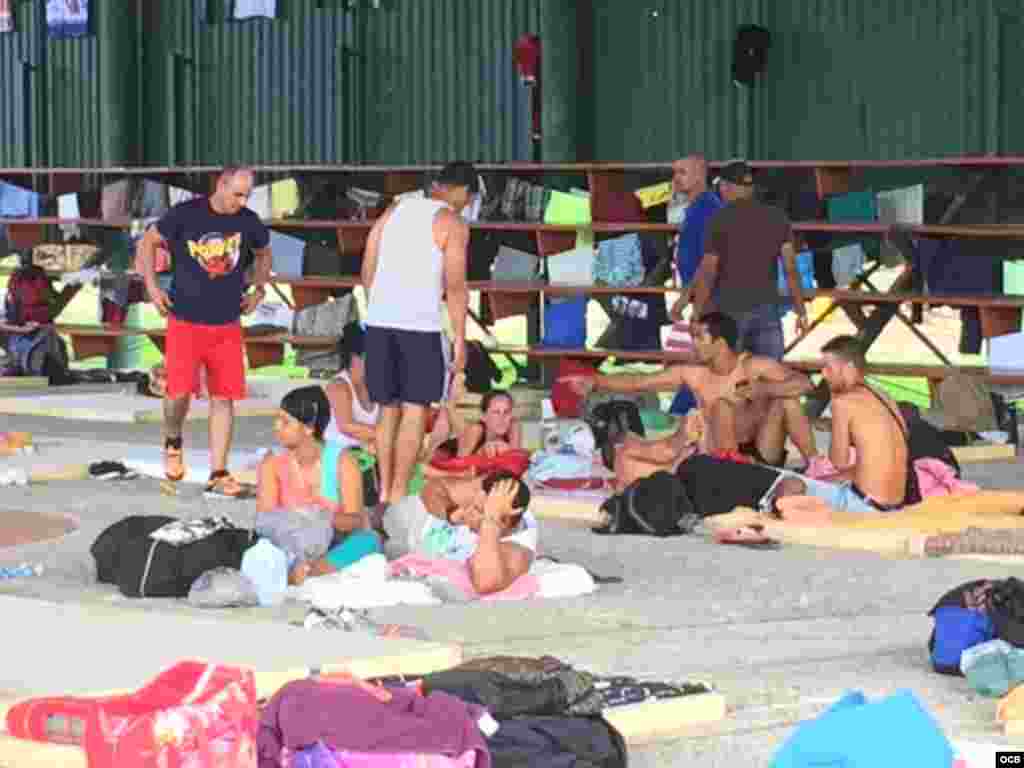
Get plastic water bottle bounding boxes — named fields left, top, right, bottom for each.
left=541, top=398, right=559, bottom=453
left=0, top=563, right=43, bottom=580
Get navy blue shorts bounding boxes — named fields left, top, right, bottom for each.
left=732, top=304, right=785, bottom=360
left=365, top=326, right=449, bottom=406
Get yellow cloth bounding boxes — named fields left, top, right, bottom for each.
left=270, top=179, right=300, bottom=218
left=634, top=181, right=673, bottom=209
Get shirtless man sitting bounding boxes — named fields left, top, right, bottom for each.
left=774, top=335, right=914, bottom=513
left=381, top=471, right=537, bottom=595
left=563, top=312, right=818, bottom=489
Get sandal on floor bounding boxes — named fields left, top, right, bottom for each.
left=714, top=524, right=781, bottom=550
left=203, top=471, right=253, bottom=500
left=164, top=438, right=185, bottom=482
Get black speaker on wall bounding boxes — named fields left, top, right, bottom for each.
left=733, top=24, right=771, bottom=86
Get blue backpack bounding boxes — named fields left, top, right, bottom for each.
left=928, top=579, right=997, bottom=675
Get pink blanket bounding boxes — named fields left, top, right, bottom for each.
left=389, top=554, right=540, bottom=601
left=804, top=454, right=978, bottom=498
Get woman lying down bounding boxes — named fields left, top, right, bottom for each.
left=259, top=386, right=538, bottom=595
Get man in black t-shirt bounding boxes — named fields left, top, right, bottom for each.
left=138, top=166, right=271, bottom=498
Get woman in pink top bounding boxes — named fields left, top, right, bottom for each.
left=257, top=386, right=381, bottom=584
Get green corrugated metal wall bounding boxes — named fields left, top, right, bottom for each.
left=587, top=0, right=1023, bottom=162
left=361, top=0, right=541, bottom=164
left=0, top=0, right=137, bottom=168
left=140, top=0, right=539, bottom=166
left=3, top=1, right=1023, bottom=167
left=589, top=0, right=766, bottom=163
left=760, top=0, right=1006, bottom=161
left=0, top=0, right=40, bottom=167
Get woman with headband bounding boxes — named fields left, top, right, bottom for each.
left=257, top=386, right=381, bottom=584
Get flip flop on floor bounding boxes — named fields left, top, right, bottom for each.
left=203, top=472, right=256, bottom=500
left=714, top=524, right=781, bottom=550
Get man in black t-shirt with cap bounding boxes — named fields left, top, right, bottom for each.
left=682, top=159, right=809, bottom=360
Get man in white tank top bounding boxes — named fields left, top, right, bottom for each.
left=361, top=161, right=475, bottom=504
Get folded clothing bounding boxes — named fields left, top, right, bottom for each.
left=258, top=679, right=490, bottom=768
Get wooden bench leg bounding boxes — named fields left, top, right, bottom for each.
left=68, top=335, right=118, bottom=361
left=245, top=342, right=284, bottom=369
left=928, top=377, right=941, bottom=408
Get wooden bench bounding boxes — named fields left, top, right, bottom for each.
left=812, top=290, right=1024, bottom=310
left=786, top=359, right=1024, bottom=388
left=56, top=324, right=337, bottom=369
left=146, top=330, right=336, bottom=369
left=482, top=345, right=1024, bottom=388
left=55, top=323, right=148, bottom=360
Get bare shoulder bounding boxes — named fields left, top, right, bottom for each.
left=433, top=207, right=468, bottom=248
left=830, top=391, right=859, bottom=415
left=437, top=207, right=469, bottom=233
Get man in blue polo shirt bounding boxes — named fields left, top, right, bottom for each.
left=668, top=154, right=722, bottom=416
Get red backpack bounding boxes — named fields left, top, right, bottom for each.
left=4, top=265, right=52, bottom=325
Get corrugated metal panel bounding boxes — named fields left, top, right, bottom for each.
left=590, top=0, right=766, bottom=162
left=0, top=0, right=44, bottom=167
left=139, top=0, right=538, bottom=166
left=140, top=0, right=197, bottom=165
left=761, top=0, right=1002, bottom=161
left=361, top=0, right=540, bottom=163
left=142, top=0, right=348, bottom=166
left=45, top=24, right=101, bottom=166
left=0, top=0, right=140, bottom=168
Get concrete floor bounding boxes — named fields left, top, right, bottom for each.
left=1, top=405, right=1023, bottom=766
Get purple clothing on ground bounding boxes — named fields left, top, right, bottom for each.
left=257, top=679, right=490, bottom=768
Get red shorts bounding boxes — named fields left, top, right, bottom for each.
left=165, top=315, right=246, bottom=400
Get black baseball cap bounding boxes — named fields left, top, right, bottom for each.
left=436, top=161, right=479, bottom=193
left=717, top=159, right=754, bottom=186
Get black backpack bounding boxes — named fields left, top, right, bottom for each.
left=586, top=400, right=645, bottom=470
left=898, top=402, right=962, bottom=477
left=594, top=471, right=697, bottom=537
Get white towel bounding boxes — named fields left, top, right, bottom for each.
left=532, top=560, right=597, bottom=599
left=233, top=0, right=276, bottom=20
left=292, top=554, right=598, bottom=610
left=290, top=555, right=442, bottom=611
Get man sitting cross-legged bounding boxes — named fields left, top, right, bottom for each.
left=380, top=471, right=538, bottom=595
left=563, top=312, right=819, bottom=489
left=772, top=335, right=916, bottom=514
